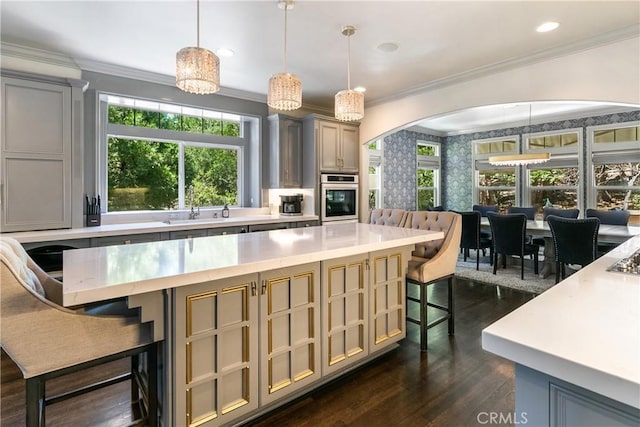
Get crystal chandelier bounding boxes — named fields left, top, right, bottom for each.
left=176, top=0, right=220, bottom=94
left=268, top=0, right=302, bottom=111
left=335, top=25, right=364, bottom=122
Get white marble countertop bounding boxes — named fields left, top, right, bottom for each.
left=4, top=214, right=319, bottom=243
left=62, top=222, right=442, bottom=307
left=482, top=234, right=640, bottom=409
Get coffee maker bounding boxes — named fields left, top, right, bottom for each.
left=279, top=194, right=303, bottom=216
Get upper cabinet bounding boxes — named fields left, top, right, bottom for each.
left=305, top=115, right=359, bottom=174
left=267, top=114, right=303, bottom=188
left=1, top=76, right=73, bottom=232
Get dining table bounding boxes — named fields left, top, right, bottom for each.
left=480, top=218, right=640, bottom=278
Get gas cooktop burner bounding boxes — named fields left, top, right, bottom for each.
left=607, top=249, right=640, bottom=275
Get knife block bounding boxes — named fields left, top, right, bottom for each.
left=86, top=213, right=101, bottom=227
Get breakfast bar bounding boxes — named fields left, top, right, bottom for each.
left=62, top=222, right=442, bottom=426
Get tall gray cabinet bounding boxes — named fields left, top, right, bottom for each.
left=1, top=73, right=85, bottom=232
left=266, top=114, right=303, bottom=188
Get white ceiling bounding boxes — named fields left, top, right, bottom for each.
left=1, top=0, right=639, bottom=134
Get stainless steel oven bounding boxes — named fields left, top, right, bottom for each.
left=321, top=174, right=359, bottom=223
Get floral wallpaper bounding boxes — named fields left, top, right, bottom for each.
left=383, top=130, right=442, bottom=210
left=381, top=110, right=640, bottom=211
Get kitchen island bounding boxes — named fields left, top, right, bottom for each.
left=63, top=222, right=443, bottom=426
left=482, top=234, right=640, bottom=425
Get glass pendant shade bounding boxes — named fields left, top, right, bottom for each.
left=176, top=46, right=220, bottom=94
left=335, top=89, right=364, bottom=122
left=268, top=72, right=302, bottom=110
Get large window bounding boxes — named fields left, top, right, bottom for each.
left=368, top=139, right=383, bottom=210
left=525, top=129, right=581, bottom=211
left=416, top=141, right=441, bottom=209
left=588, top=123, right=640, bottom=210
left=101, top=95, right=243, bottom=212
left=473, top=137, right=518, bottom=210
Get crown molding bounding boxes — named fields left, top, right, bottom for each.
left=1, top=41, right=80, bottom=70
left=367, top=24, right=640, bottom=109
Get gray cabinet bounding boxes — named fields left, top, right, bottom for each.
left=248, top=222, right=290, bottom=232
left=314, top=117, right=359, bottom=173
left=267, top=114, right=302, bottom=188
left=1, top=77, right=72, bottom=232
left=92, top=233, right=161, bottom=247
left=207, top=225, right=247, bottom=236
left=170, top=229, right=208, bottom=240
left=295, top=220, right=319, bottom=228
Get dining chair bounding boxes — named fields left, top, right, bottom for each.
left=458, top=211, right=492, bottom=270
left=507, top=206, right=537, bottom=220
left=547, top=215, right=600, bottom=284
left=542, top=207, right=579, bottom=220
left=487, top=212, right=539, bottom=280
left=472, top=205, right=498, bottom=241
left=585, top=208, right=630, bottom=255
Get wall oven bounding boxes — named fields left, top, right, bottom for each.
left=321, top=174, right=359, bottom=223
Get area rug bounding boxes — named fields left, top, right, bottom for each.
left=455, top=254, right=556, bottom=295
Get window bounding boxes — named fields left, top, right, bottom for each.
left=524, top=129, right=582, bottom=211
left=416, top=141, right=441, bottom=209
left=368, top=139, right=383, bottom=210
left=588, top=122, right=640, bottom=210
left=101, top=94, right=243, bottom=212
left=473, top=137, right=518, bottom=210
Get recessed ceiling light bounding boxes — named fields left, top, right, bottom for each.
left=377, top=42, right=399, bottom=53
left=536, top=22, right=559, bottom=33
left=354, top=86, right=366, bottom=93
left=216, top=48, right=235, bottom=57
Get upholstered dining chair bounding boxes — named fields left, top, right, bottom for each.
left=0, top=237, right=160, bottom=426
left=585, top=208, right=629, bottom=255
left=473, top=204, right=498, bottom=240
left=487, top=212, right=539, bottom=280
left=542, top=206, right=579, bottom=220
left=507, top=206, right=537, bottom=220
left=547, top=215, right=600, bottom=284
left=368, top=208, right=408, bottom=227
left=458, top=211, right=492, bottom=270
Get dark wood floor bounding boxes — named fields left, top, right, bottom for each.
left=1, top=278, right=535, bottom=426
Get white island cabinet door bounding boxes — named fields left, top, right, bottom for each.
left=173, top=274, right=259, bottom=427
left=321, top=254, right=369, bottom=376
left=369, top=247, right=412, bottom=353
left=259, top=262, right=321, bottom=405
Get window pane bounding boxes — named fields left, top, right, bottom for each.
left=561, top=133, right=578, bottom=146
left=203, top=118, right=222, bottom=135
left=369, top=189, right=379, bottom=210
left=529, top=168, right=579, bottom=186
left=108, top=137, right=178, bottom=211
left=531, top=189, right=577, bottom=210
left=159, top=112, right=181, bottom=130
left=593, top=163, right=640, bottom=186
left=417, top=169, right=434, bottom=187
left=596, top=189, right=640, bottom=210
left=418, top=189, right=434, bottom=210
left=529, top=137, right=545, bottom=149
left=108, top=105, right=135, bottom=125
left=184, top=145, right=238, bottom=206
left=417, top=144, right=436, bottom=156
left=478, top=189, right=515, bottom=211
left=183, top=115, right=202, bottom=133
left=476, top=140, right=516, bottom=155
left=222, top=120, right=241, bottom=137
left=595, top=126, right=640, bottom=143
left=478, top=169, right=516, bottom=187
left=135, top=110, right=160, bottom=129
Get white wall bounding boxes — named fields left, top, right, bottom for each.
left=359, top=37, right=640, bottom=144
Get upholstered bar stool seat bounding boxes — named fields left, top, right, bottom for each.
left=404, top=211, right=462, bottom=351
left=368, top=208, right=409, bottom=227
left=0, top=237, right=160, bottom=426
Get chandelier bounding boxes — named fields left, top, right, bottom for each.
left=335, top=25, right=364, bottom=122
left=176, top=0, right=220, bottom=94
left=489, top=104, right=550, bottom=166
left=268, top=0, right=302, bottom=111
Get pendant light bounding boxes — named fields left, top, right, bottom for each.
left=489, top=104, right=550, bottom=166
left=176, top=0, right=220, bottom=94
left=268, top=0, right=302, bottom=111
left=335, top=25, right=364, bottom=122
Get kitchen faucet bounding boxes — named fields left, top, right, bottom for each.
left=188, top=185, right=200, bottom=220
